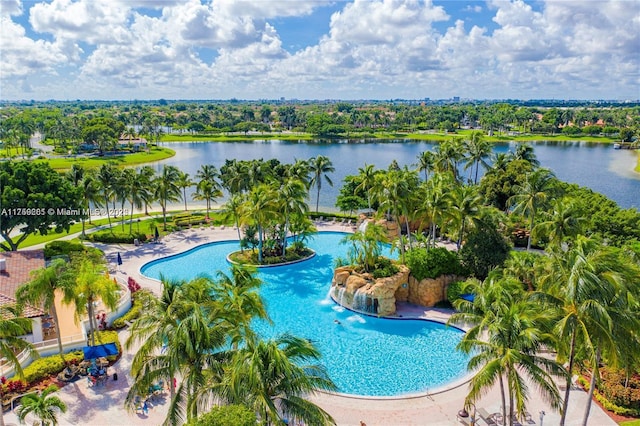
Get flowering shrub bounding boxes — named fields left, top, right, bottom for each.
left=599, top=368, right=640, bottom=410
left=127, top=277, right=141, bottom=294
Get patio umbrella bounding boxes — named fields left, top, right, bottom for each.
left=154, top=226, right=160, bottom=241
left=117, top=252, right=122, bottom=266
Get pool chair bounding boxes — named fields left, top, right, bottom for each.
left=476, top=408, right=499, bottom=426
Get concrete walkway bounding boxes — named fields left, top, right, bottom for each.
left=6, top=223, right=617, bottom=426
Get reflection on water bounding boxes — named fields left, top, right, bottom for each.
left=155, top=140, right=639, bottom=210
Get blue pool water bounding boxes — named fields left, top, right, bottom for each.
left=140, top=232, right=470, bottom=396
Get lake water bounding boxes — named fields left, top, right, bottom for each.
left=155, top=140, right=639, bottom=211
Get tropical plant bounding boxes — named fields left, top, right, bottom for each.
left=96, top=163, right=116, bottom=230
left=176, top=171, right=194, bottom=212
left=447, top=184, right=484, bottom=250
left=449, top=275, right=565, bottom=425
left=536, top=236, right=640, bottom=425
left=508, top=168, right=557, bottom=251
left=309, top=155, right=335, bottom=213
left=240, top=184, right=278, bottom=263
left=194, top=165, right=222, bottom=220
left=16, top=385, right=67, bottom=426
left=463, top=131, right=491, bottom=184
left=415, top=150, right=435, bottom=181
left=155, top=165, right=182, bottom=230
left=16, top=259, right=69, bottom=364
left=341, top=222, right=388, bottom=273
left=214, top=334, right=337, bottom=425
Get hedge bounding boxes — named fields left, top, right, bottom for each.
left=87, top=230, right=148, bottom=244
left=577, top=376, right=640, bottom=417
left=4, top=351, right=84, bottom=389
left=43, top=239, right=86, bottom=260
left=112, top=289, right=152, bottom=329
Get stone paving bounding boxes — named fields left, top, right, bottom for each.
left=5, top=223, right=617, bottom=425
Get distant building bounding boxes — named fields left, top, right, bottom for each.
left=118, top=136, right=148, bottom=151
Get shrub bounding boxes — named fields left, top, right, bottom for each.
left=112, top=289, right=151, bottom=329
left=87, top=230, right=148, bottom=244
left=4, top=351, right=84, bottom=390
left=43, top=240, right=86, bottom=260
left=578, top=376, right=640, bottom=417
left=447, top=278, right=481, bottom=304
left=92, top=330, right=122, bottom=362
left=599, top=368, right=640, bottom=410
left=406, top=247, right=463, bottom=281
left=185, top=405, right=257, bottom=426
left=127, top=277, right=141, bottom=294
left=371, top=257, right=400, bottom=279
left=459, top=224, right=511, bottom=280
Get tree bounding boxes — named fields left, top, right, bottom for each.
left=508, top=168, right=556, bottom=251
left=194, top=165, right=222, bottom=220
left=78, top=172, right=99, bottom=236
left=511, top=144, right=540, bottom=167
left=16, top=259, right=69, bottom=365
left=415, top=150, right=435, bottom=181
left=62, top=257, right=118, bottom=346
left=177, top=171, right=194, bottom=212
left=353, top=163, right=378, bottom=211
left=447, top=184, right=484, bottom=250
left=459, top=222, right=512, bottom=280
left=219, top=334, right=337, bottom=426
left=0, top=305, right=36, bottom=426
left=122, top=168, right=151, bottom=234
left=533, top=198, right=586, bottom=251
left=309, top=155, right=335, bottom=213
left=96, top=163, right=116, bottom=230
left=450, top=276, right=564, bottom=426
left=16, top=385, right=67, bottom=426
left=463, top=131, right=491, bottom=184
left=220, top=193, right=246, bottom=246
left=0, top=161, right=83, bottom=250
left=240, top=184, right=278, bottom=263
left=536, top=236, right=640, bottom=426
left=155, top=165, right=182, bottom=230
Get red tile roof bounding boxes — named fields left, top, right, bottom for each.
left=0, top=250, right=46, bottom=318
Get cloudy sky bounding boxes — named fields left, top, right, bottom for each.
left=1, top=0, right=638, bottom=101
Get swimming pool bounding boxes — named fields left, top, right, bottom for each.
left=140, top=232, right=470, bottom=397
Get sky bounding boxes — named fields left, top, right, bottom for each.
left=1, top=0, right=639, bottom=101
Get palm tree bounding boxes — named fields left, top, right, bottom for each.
left=450, top=275, right=565, bottom=425
left=447, top=184, right=484, bottom=250
left=434, top=137, right=464, bottom=180
left=65, top=164, right=84, bottom=187
left=511, top=143, right=540, bottom=167
left=220, top=334, right=337, bottom=425
left=16, top=259, right=68, bottom=364
left=415, top=150, right=435, bottom=181
left=240, top=184, right=278, bottom=263
left=123, top=168, right=151, bottom=234
left=176, top=171, right=194, bottom=212
left=276, top=178, right=308, bottom=256
left=533, top=198, right=586, bottom=251
left=212, top=265, right=269, bottom=349
left=62, top=258, right=119, bottom=346
left=418, top=172, right=453, bottom=248
left=220, top=193, right=246, bottom=246
left=0, top=305, right=36, bottom=426
left=194, top=165, right=222, bottom=220
left=463, top=131, right=491, bottom=184
left=354, top=163, right=378, bottom=211
left=536, top=236, right=640, bottom=426
left=96, top=163, right=116, bottom=230
left=155, top=165, right=182, bottom=230
left=508, top=168, right=556, bottom=251
left=309, top=155, right=335, bottom=213
left=341, top=221, right=388, bottom=272
left=79, top=172, right=99, bottom=235
left=16, top=385, right=67, bottom=426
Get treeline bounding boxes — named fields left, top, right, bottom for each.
left=0, top=102, right=638, bottom=154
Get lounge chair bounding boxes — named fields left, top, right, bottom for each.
left=477, top=408, right=499, bottom=426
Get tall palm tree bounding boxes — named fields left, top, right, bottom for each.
left=277, top=178, right=308, bottom=256
left=508, top=168, right=556, bottom=251
left=463, top=131, right=491, bottom=184
left=354, top=163, right=378, bottom=212
left=221, top=193, right=246, bottom=247
left=536, top=236, right=640, bottom=426
left=447, top=184, right=484, bottom=250
left=220, top=334, right=337, bottom=426
left=79, top=172, right=99, bottom=235
left=62, top=258, right=119, bottom=346
left=309, top=155, right=335, bottom=213
left=65, top=164, right=84, bottom=187
left=176, top=171, right=194, bottom=212
left=450, top=275, right=564, bottom=425
left=240, top=184, right=278, bottom=263
left=417, top=172, right=453, bottom=248
left=96, top=163, right=116, bottom=230
left=123, top=168, right=151, bottom=234
left=511, top=143, right=540, bottom=167
left=155, top=165, right=182, bottom=230
left=0, top=305, right=36, bottom=426
left=194, top=165, right=222, bottom=220
left=434, top=137, right=464, bottom=180
left=16, top=259, right=68, bottom=364
left=16, top=385, right=67, bottom=426
left=415, top=150, right=435, bottom=181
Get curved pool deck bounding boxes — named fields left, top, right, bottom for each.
left=58, top=222, right=616, bottom=426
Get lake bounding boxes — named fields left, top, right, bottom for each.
left=155, top=140, right=639, bottom=211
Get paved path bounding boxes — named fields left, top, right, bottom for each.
left=6, top=223, right=617, bottom=425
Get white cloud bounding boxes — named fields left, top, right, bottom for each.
left=0, top=0, right=637, bottom=100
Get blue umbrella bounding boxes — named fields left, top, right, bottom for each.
left=154, top=226, right=160, bottom=241
left=117, top=252, right=122, bottom=266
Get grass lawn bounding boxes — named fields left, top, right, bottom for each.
left=619, top=420, right=640, bottom=425
left=636, top=152, right=640, bottom=173
left=34, top=147, right=175, bottom=171
left=160, top=133, right=313, bottom=142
